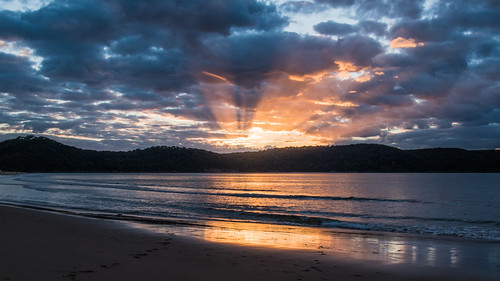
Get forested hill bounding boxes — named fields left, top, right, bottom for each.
left=0, top=136, right=498, bottom=173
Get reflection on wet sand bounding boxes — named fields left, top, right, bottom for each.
left=202, top=221, right=324, bottom=249
left=188, top=219, right=497, bottom=272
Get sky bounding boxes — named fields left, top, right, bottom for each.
left=0, top=0, right=499, bottom=152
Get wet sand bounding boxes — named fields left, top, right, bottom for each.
left=0, top=204, right=496, bottom=281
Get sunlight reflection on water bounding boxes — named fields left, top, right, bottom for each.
left=140, top=219, right=499, bottom=273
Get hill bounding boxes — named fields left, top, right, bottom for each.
left=0, top=136, right=498, bottom=173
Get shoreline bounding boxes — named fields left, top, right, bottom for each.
left=2, top=200, right=498, bottom=244
left=0, top=200, right=500, bottom=244
left=2, top=173, right=499, bottom=243
left=0, top=204, right=498, bottom=281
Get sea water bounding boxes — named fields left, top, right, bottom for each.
left=1, top=173, right=499, bottom=273
left=0, top=173, right=499, bottom=241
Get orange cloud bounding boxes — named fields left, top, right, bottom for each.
left=202, top=71, right=232, bottom=84
left=354, top=75, right=372, bottom=83
left=288, top=71, right=331, bottom=83
left=336, top=61, right=358, bottom=72
left=197, top=64, right=393, bottom=151
left=390, top=37, right=424, bottom=48
left=312, top=100, right=358, bottom=107
left=334, top=61, right=381, bottom=83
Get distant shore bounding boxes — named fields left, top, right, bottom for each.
left=1, top=136, right=499, bottom=173
left=0, top=204, right=496, bottom=281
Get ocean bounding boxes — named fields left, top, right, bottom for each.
left=0, top=173, right=498, bottom=241
left=2, top=172, right=500, bottom=272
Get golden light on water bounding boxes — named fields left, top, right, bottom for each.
left=196, top=220, right=463, bottom=267
left=202, top=221, right=324, bottom=249
left=170, top=173, right=465, bottom=267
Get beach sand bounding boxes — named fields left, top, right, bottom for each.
left=0, top=205, right=496, bottom=281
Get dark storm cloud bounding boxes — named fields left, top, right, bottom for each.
left=313, top=21, right=358, bottom=35
left=279, top=1, right=324, bottom=14
left=382, top=125, right=500, bottom=150
left=313, top=20, right=387, bottom=37
left=201, top=31, right=339, bottom=87
left=334, top=124, right=500, bottom=150
left=107, top=48, right=195, bottom=92
left=333, top=35, right=383, bottom=66
left=391, top=1, right=500, bottom=43
left=116, top=0, right=288, bottom=34
left=0, top=0, right=289, bottom=126
left=204, top=31, right=383, bottom=83
left=0, top=52, right=47, bottom=96
left=358, top=20, right=387, bottom=36
left=0, top=0, right=288, bottom=83
left=315, top=0, right=425, bottom=19
left=24, top=119, right=82, bottom=133
left=434, top=0, right=500, bottom=30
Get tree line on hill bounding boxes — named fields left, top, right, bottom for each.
left=0, top=135, right=498, bottom=173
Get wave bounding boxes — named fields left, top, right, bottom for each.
left=18, top=180, right=426, bottom=204
left=218, top=209, right=500, bottom=240
left=0, top=201, right=204, bottom=227
left=2, top=198, right=499, bottom=241
left=9, top=174, right=499, bottom=241
left=19, top=176, right=281, bottom=194
left=291, top=209, right=500, bottom=226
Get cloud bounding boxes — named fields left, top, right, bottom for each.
left=0, top=52, right=47, bottom=96
left=315, top=0, right=425, bottom=19
left=358, top=20, right=387, bottom=36
left=280, top=1, right=326, bottom=14
left=116, top=0, right=288, bottom=34
left=0, top=0, right=499, bottom=151
left=313, top=21, right=358, bottom=35
left=390, top=37, right=424, bottom=48
left=201, top=31, right=338, bottom=87
left=381, top=124, right=500, bottom=150
left=332, top=35, right=383, bottom=66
